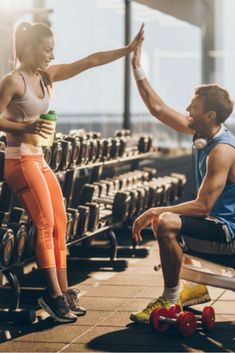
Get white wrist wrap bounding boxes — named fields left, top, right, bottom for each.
left=133, top=67, right=146, bottom=81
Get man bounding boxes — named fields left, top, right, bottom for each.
left=130, top=30, right=235, bottom=324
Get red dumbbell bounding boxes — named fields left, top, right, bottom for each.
left=150, top=306, right=197, bottom=337
left=195, top=306, right=215, bottom=332
left=170, top=304, right=215, bottom=332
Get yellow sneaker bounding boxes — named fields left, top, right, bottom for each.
left=130, top=296, right=181, bottom=324
left=180, top=282, right=211, bottom=307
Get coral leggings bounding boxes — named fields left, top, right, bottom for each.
left=4, top=156, right=67, bottom=269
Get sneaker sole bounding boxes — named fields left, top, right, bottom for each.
left=72, top=310, right=87, bottom=316
left=130, top=314, right=149, bottom=324
left=38, top=298, right=77, bottom=323
left=182, top=293, right=211, bottom=307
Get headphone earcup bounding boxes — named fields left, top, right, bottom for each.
left=194, top=138, right=208, bottom=149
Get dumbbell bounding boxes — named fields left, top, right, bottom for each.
left=160, top=176, right=180, bottom=203
left=0, top=308, right=36, bottom=324
left=7, top=222, right=27, bottom=263
left=50, top=141, right=62, bottom=172
left=76, top=205, right=90, bottom=238
left=171, top=172, right=187, bottom=198
left=84, top=203, right=100, bottom=232
left=0, top=182, right=14, bottom=212
left=0, top=150, right=5, bottom=182
left=65, top=212, right=74, bottom=243
left=66, top=208, right=80, bottom=241
left=43, top=146, right=52, bottom=165
left=114, top=129, right=131, bottom=138
left=169, top=304, right=215, bottom=332
left=194, top=306, right=215, bottom=332
left=24, top=222, right=36, bottom=259
left=0, top=207, right=27, bottom=264
left=86, top=138, right=98, bottom=163
left=150, top=305, right=197, bottom=337
left=64, top=136, right=81, bottom=168
left=150, top=178, right=172, bottom=206
left=0, top=227, right=15, bottom=268
left=81, top=184, right=131, bottom=223
left=138, top=135, right=153, bottom=153
left=86, top=131, right=101, bottom=140
left=57, top=139, right=73, bottom=171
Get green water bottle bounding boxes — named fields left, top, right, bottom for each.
left=39, top=111, right=57, bottom=146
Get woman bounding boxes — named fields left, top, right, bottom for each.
left=0, top=22, right=144, bottom=323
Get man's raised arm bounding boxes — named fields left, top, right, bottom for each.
left=131, top=35, right=194, bottom=135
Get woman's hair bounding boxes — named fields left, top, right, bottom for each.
left=15, top=22, right=53, bottom=62
left=14, top=22, right=53, bottom=92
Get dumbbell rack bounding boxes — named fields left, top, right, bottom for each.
left=65, top=151, right=158, bottom=271
left=0, top=257, right=36, bottom=324
left=0, top=150, right=158, bottom=322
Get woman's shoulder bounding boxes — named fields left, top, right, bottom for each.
left=1, top=70, right=23, bottom=88
left=0, top=71, right=25, bottom=97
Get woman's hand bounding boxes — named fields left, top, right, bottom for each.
left=127, top=23, right=145, bottom=54
left=132, top=208, right=159, bottom=242
left=131, top=41, right=143, bottom=69
left=24, top=119, right=54, bottom=138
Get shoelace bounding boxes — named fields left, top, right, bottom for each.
left=144, top=296, right=169, bottom=314
left=68, top=289, right=80, bottom=306
left=57, top=295, right=70, bottom=314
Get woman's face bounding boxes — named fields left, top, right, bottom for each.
left=32, top=36, right=55, bottom=69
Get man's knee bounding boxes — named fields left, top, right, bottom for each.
left=157, top=212, right=182, bottom=240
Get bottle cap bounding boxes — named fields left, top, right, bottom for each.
left=40, top=113, right=56, bottom=121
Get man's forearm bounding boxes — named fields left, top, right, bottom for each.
left=136, top=78, right=164, bottom=115
left=151, top=199, right=209, bottom=218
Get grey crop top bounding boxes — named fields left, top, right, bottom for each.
left=3, top=71, right=50, bottom=123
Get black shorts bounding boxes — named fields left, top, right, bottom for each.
left=179, top=216, right=235, bottom=255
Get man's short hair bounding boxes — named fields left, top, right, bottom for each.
left=195, top=84, right=234, bottom=123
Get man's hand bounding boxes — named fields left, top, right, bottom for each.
left=132, top=208, right=159, bottom=242
left=25, top=119, right=54, bottom=138
left=127, top=23, right=144, bottom=54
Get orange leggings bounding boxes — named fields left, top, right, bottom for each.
left=4, top=156, right=67, bottom=269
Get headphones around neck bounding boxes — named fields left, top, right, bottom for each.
left=193, top=125, right=225, bottom=150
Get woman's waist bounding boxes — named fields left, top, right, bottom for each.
left=5, top=143, right=43, bottom=159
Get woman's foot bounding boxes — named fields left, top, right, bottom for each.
left=65, top=288, right=87, bottom=316
left=38, top=295, right=77, bottom=323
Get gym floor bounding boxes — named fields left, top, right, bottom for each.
left=0, top=231, right=235, bottom=353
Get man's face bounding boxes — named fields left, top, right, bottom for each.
left=186, top=95, right=207, bottom=131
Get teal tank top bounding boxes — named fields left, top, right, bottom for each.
left=195, top=129, right=235, bottom=238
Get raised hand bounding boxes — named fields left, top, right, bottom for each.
left=127, top=23, right=144, bottom=53
left=131, top=41, right=143, bottom=69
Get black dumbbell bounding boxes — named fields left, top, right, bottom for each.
left=76, top=205, right=90, bottom=238
left=43, top=146, right=52, bottom=165
left=0, top=150, right=5, bottom=182
left=0, top=308, right=36, bottom=324
left=23, top=222, right=36, bottom=259
left=114, top=129, right=131, bottom=138
left=84, top=203, right=100, bottom=232
left=57, top=139, right=73, bottom=171
left=7, top=222, right=27, bottom=263
left=50, top=141, right=62, bottom=172
left=66, top=212, right=74, bottom=242
left=66, top=208, right=80, bottom=241
left=171, top=172, right=187, bottom=198
left=81, top=184, right=131, bottom=223
left=64, top=136, right=81, bottom=168
left=0, top=227, right=15, bottom=268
